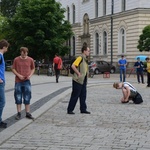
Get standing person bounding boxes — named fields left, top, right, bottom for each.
left=145, top=57, right=150, bottom=87
left=53, top=54, right=62, bottom=83
left=67, top=44, right=90, bottom=114
left=113, top=82, right=143, bottom=104
left=0, top=39, right=9, bottom=128
left=12, top=47, right=35, bottom=120
left=134, top=57, right=144, bottom=84
left=118, top=55, right=127, bottom=82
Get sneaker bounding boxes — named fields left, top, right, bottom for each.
left=26, top=113, right=34, bottom=120
left=0, top=121, right=7, bottom=128
left=15, top=112, right=21, bottom=120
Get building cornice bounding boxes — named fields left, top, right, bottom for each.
left=90, top=8, right=150, bottom=24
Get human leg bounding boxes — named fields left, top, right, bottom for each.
left=0, top=82, right=7, bottom=128
left=79, top=76, right=89, bottom=113
left=120, top=69, right=123, bottom=82
left=22, top=80, right=34, bottom=120
left=67, top=80, right=82, bottom=113
left=137, top=71, right=140, bottom=83
left=14, top=82, right=23, bottom=120
left=147, top=72, right=150, bottom=86
left=140, top=71, right=144, bottom=83
left=123, top=69, right=126, bottom=82
left=121, top=88, right=128, bottom=102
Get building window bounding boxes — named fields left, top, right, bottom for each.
left=95, top=33, right=99, bottom=55
left=122, top=0, right=126, bottom=11
left=95, top=0, right=98, bottom=18
left=103, top=31, right=107, bottom=55
left=67, top=7, right=70, bottom=21
left=72, top=36, right=75, bottom=56
left=73, top=5, right=75, bottom=24
left=119, top=28, right=126, bottom=54
left=103, top=0, right=106, bottom=15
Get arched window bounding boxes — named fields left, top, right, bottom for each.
left=72, top=36, right=75, bottom=56
left=119, top=28, right=126, bottom=53
left=103, top=31, right=107, bottom=55
left=67, top=7, right=70, bottom=21
left=73, top=5, right=75, bottom=23
left=95, top=0, right=98, bottom=18
left=95, top=33, right=99, bottom=55
left=103, top=0, right=106, bottom=16
left=122, top=0, right=126, bottom=11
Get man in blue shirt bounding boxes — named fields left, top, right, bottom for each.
left=0, top=39, right=9, bottom=128
left=118, top=55, right=127, bottom=82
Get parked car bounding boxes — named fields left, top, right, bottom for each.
left=5, top=60, right=13, bottom=71
left=89, top=61, right=116, bottom=74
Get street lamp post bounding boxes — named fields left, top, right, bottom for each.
left=110, top=0, right=114, bottom=64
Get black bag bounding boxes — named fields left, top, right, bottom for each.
left=70, top=57, right=83, bottom=74
left=132, top=92, right=143, bottom=104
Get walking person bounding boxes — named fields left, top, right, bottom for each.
left=145, top=57, right=150, bottom=87
left=0, top=39, right=9, bottom=128
left=12, top=47, right=35, bottom=120
left=118, top=55, right=127, bottom=82
left=67, top=44, right=90, bottom=114
left=53, top=54, right=62, bottom=83
left=134, top=57, right=144, bottom=84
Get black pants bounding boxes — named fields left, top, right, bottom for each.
left=67, top=77, right=87, bottom=112
left=147, top=72, right=150, bottom=86
left=136, top=71, right=144, bottom=83
left=55, top=69, right=60, bottom=82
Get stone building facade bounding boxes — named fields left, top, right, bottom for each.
left=56, top=0, right=150, bottom=67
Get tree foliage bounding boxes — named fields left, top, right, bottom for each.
left=137, top=25, right=150, bottom=52
left=1, top=0, right=20, bottom=18
left=2, top=0, right=73, bottom=61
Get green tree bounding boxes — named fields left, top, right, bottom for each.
left=2, top=0, right=73, bottom=60
left=137, top=25, right=150, bottom=52
left=0, top=0, right=20, bottom=18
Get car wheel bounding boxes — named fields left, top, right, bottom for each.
left=110, top=68, right=115, bottom=74
left=95, top=69, right=99, bottom=74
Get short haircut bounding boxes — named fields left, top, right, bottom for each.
left=81, top=44, right=88, bottom=53
left=20, top=47, right=28, bottom=53
left=0, top=39, right=9, bottom=49
left=113, top=82, right=119, bottom=89
left=145, top=57, right=149, bottom=61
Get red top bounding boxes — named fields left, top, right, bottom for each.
left=12, top=56, right=35, bottom=82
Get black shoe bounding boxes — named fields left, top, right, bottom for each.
left=0, top=121, right=7, bottom=128
left=15, top=112, right=21, bottom=120
left=147, top=85, right=150, bottom=87
left=26, top=113, right=34, bottom=120
left=67, top=111, right=75, bottom=114
left=81, top=111, right=91, bottom=114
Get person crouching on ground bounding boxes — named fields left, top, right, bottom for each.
left=113, top=82, right=143, bottom=104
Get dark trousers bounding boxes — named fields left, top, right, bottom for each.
left=55, top=69, right=60, bottom=82
left=67, top=77, right=87, bottom=112
left=147, top=72, right=150, bottom=86
left=136, top=71, right=144, bottom=83
left=120, top=69, right=126, bottom=82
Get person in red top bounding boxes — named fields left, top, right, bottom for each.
left=12, top=47, right=35, bottom=120
left=53, top=53, right=62, bottom=83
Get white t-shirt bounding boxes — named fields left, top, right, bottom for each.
left=123, top=82, right=137, bottom=92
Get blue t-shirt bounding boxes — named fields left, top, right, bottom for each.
left=118, top=59, right=127, bottom=70
left=0, top=53, right=5, bottom=82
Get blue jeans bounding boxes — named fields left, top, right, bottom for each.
left=67, top=77, right=87, bottom=112
left=14, top=80, right=31, bottom=105
left=120, top=69, right=126, bottom=82
left=0, top=82, right=5, bottom=123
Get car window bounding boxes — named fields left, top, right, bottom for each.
left=103, top=61, right=109, bottom=66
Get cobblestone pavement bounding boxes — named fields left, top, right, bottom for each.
left=0, top=72, right=150, bottom=150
